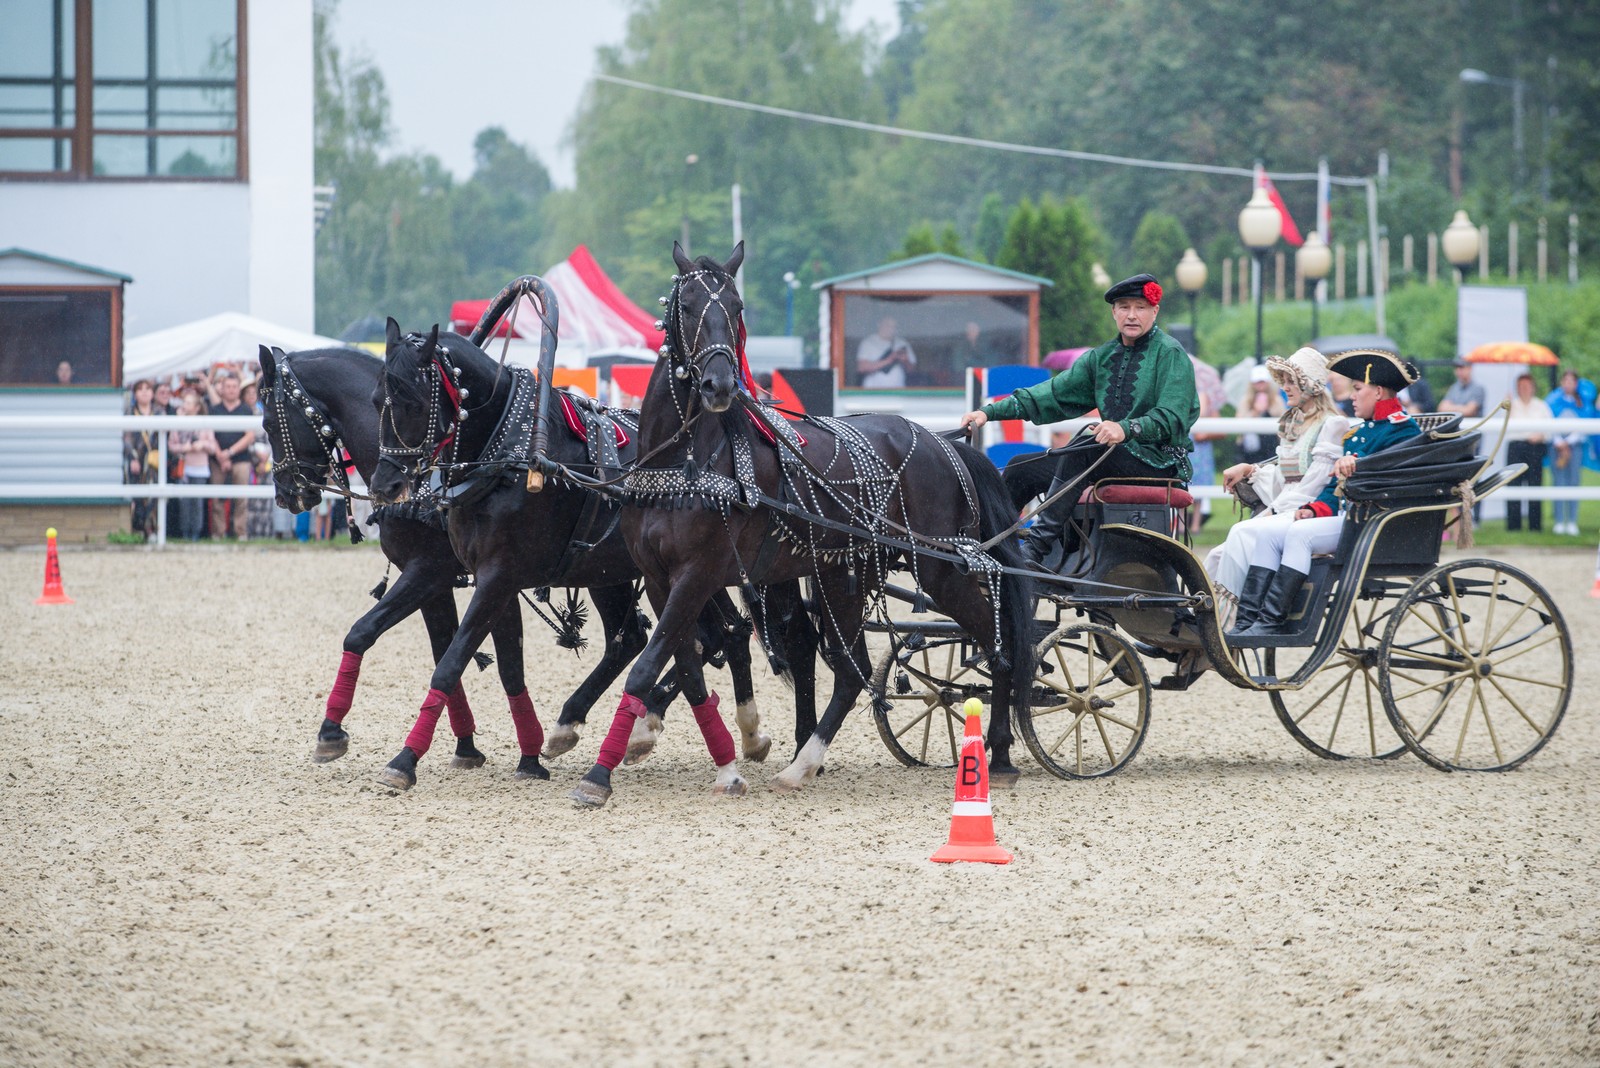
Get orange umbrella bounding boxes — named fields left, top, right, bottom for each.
left=1464, top=341, right=1559, bottom=365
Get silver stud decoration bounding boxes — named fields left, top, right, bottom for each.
left=659, top=345, right=671, bottom=357
left=304, top=405, right=316, bottom=418
left=658, top=296, right=668, bottom=307
left=458, top=387, right=469, bottom=400
left=321, top=424, right=334, bottom=437
left=674, top=365, right=690, bottom=380
left=654, top=319, right=665, bottom=331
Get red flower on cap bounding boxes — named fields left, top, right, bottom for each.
left=1143, top=280, right=1162, bottom=305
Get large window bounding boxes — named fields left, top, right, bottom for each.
left=841, top=292, right=1032, bottom=389
left=0, top=0, right=244, bottom=180
left=0, top=288, right=119, bottom=385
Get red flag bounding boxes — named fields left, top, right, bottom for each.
left=1260, top=175, right=1304, bottom=246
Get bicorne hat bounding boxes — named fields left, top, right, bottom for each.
left=1327, top=349, right=1420, bottom=392
left=1104, top=273, right=1162, bottom=305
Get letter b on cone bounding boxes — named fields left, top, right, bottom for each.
left=931, top=698, right=1012, bottom=865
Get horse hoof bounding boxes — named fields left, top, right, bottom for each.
left=713, top=777, right=748, bottom=798
left=622, top=713, right=664, bottom=766
left=514, top=758, right=550, bottom=781
left=990, top=766, right=1021, bottom=789
left=376, top=766, right=415, bottom=792
left=311, top=737, right=348, bottom=763
left=449, top=754, right=486, bottom=769
left=541, top=725, right=580, bottom=759
left=767, top=771, right=807, bottom=794
left=741, top=733, right=773, bottom=763
left=570, top=779, right=612, bottom=808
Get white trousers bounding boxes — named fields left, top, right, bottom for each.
left=1249, top=513, right=1345, bottom=574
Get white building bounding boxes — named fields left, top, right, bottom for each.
left=0, top=1, right=314, bottom=543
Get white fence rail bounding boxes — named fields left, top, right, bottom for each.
left=3, top=414, right=1598, bottom=549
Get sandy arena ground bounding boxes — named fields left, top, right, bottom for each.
left=1, top=542, right=1596, bottom=1066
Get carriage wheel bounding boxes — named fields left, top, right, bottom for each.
left=1378, top=560, right=1571, bottom=772
left=1020, top=622, right=1151, bottom=779
left=1266, top=584, right=1408, bottom=761
left=871, top=634, right=992, bottom=768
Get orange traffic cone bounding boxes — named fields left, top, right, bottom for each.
left=35, top=527, right=74, bottom=605
left=931, top=698, right=1013, bottom=865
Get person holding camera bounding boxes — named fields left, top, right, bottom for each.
left=856, top=315, right=917, bottom=388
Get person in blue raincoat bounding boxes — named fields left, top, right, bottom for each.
left=1546, top=369, right=1598, bottom=536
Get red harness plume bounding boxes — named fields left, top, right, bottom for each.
left=429, top=356, right=463, bottom=462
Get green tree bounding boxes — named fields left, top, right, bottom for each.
left=1129, top=212, right=1191, bottom=293
left=997, top=196, right=1104, bottom=350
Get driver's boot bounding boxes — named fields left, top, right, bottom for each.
left=1237, top=566, right=1309, bottom=636
left=1020, top=476, right=1076, bottom=566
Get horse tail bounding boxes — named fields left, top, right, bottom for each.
left=950, top=441, right=1036, bottom=715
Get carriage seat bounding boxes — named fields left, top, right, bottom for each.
left=1078, top=482, right=1194, bottom=509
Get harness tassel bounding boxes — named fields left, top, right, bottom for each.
left=370, top=562, right=392, bottom=601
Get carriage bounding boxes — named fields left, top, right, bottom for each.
left=354, top=256, right=1571, bottom=802
left=870, top=412, right=1573, bottom=779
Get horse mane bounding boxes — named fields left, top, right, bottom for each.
left=383, top=333, right=434, bottom=409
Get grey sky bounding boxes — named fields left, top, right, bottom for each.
left=332, top=0, right=902, bottom=188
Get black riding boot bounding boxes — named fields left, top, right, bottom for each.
left=1241, top=566, right=1309, bottom=636
left=1227, top=565, right=1276, bottom=634
left=1021, top=477, right=1075, bottom=565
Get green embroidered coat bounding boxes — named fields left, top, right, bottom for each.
left=980, top=325, right=1200, bottom=479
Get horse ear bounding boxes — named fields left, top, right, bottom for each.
left=258, top=345, right=277, bottom=386
left=386, top=317, right=402, bottom=350
left=724, top=241, right=745, bottom=277
left=673, top=241, right=694, bottom=273
left=424, top=324, right=440, bottom=357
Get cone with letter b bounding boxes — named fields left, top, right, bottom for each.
left=35, top=527, right=74, bottom=606
left=931, top=698, right=1013, bottom=865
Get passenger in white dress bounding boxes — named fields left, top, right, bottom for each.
left=1206, top=347, right=1348, bottom=611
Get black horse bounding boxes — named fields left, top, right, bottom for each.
left=258, top=344, right=524, bottom=772
left=570, top=243, right=1035, bottom=808
left=367, top=319, right=811, bottom=793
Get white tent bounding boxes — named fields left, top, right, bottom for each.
left=123, top=312, right=348, bottom=379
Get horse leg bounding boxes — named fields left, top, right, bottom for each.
left=769, top=579, right=820, bottom=761
left=313, top=563, right=451, bottom=762
left=414, top=590, right=487, bottom=770
left=572, top=577, right=730, bottom=808
left=771, top=626, right=869, bottom=793
left=710, top=588, right=771, bottom=762
left=479, top=603, right=547, bottom=782
left=377, top=571, right=517, bottom=792
left=543, top=584, right=648, bottom=760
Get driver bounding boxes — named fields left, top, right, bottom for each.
left=960, top=273, right=1200, bottom=564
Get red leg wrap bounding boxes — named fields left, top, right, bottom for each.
left=445, top=684, right=476, bottom=738
left=507, top=689, right=544, bottom=758
left=403, top=688, right=450, bottom=758
left=596, top=693, right=647, bottom=771
left=324, top=650, right=363, bottom=724
left=692, top=692, right=736, bottom=767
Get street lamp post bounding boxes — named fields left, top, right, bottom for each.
left=680, top=153, right=699, bottom=257
left=1295, top=231, right=1333, bottom=340
left=1175, top=248, right=1207, bottom=352
left=1090, top=262, right=1111, bottom=291
left=1442, top=209, right=1481, bottom=284
left=1238, top=187, right=1283, bottom=364
left=1460, top=68, right=1525, bottom=196
left=783, top=271, right=800, bottom=336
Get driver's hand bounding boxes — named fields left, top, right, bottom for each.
left=1094, top=421, right=1126, bottom=445
left=959, top=411, right=988, bottom=431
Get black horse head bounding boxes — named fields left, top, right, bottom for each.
left=668, top=241, right=746, bottom=414
left=259, top=344, right=340, bottom=513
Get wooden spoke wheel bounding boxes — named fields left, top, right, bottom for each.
left=1378, top=560, right=1572, bottom=772
left=1021, top=622, right=1151, bottom=779
left=871, top=633, right=992, bottom=768
left=1266, top=581, right=1409, bottom=761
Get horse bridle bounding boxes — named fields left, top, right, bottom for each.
left=378, top=335, right=469, bottom=486
left=658, top=267, right=746, bottom=394
left=266, top=357, right=356, bottom=504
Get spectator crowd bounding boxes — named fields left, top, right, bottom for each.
left=122, top=362, right=348, bottom=542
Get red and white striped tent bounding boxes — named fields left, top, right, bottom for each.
left=448, top=245, right=664, bottom=364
